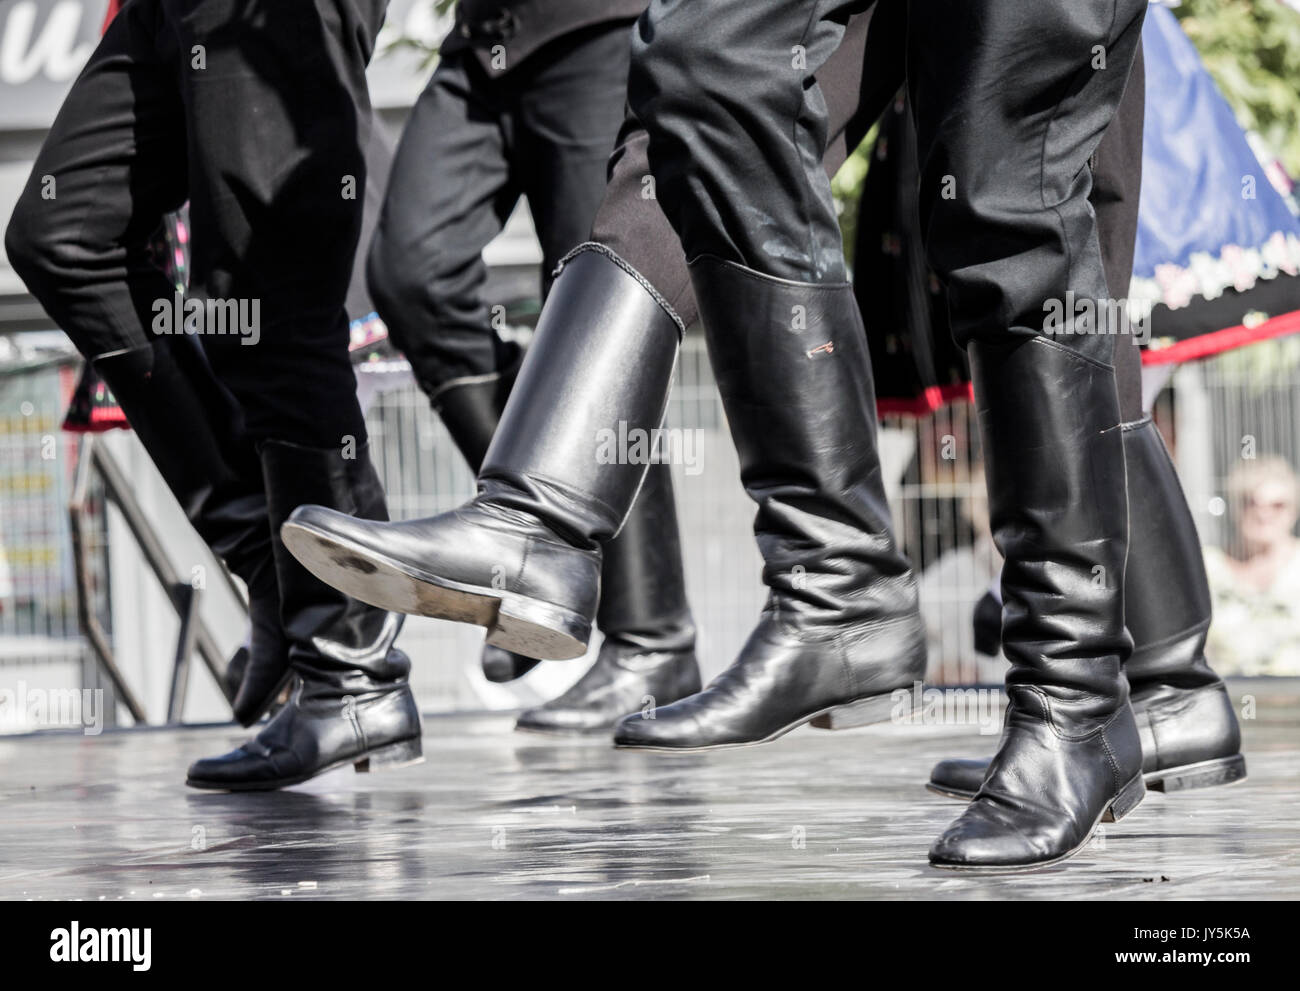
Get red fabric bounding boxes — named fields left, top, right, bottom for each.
left=1141, top=308, right=1300, bottom=366
left=101, top=0, right=122, bottom=33
left=877, top=383, right=974, bottom=416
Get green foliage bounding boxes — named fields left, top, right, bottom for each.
left=1174, top=0, right=1300, bottom=177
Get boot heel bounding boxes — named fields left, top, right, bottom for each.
left=354, top=736, right=424, bottom=773
left=1102, top=772, right=1145, bottom=822
left=490, top=595, right=591, bottom=661
left=1148, top=753, right=1247, bottom=793
left=809, top=691, right=905, bottom=730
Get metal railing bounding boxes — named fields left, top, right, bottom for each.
left=67, top=434, right=241, bottom=725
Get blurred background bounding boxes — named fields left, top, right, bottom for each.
left=2, top=0, right=1299, bottom=732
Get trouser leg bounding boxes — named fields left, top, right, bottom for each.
left=366, top=53, right=520, bottom=401
left=627, top=0, right=871, bottom=282
left=174, top=0, right=387, bottom=449
left=4, top=0, right=287, bottom=725
left=593, top=0, right=901, bottom=326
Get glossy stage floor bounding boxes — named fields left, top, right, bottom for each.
left=1, top=679, right=1296, bottom=900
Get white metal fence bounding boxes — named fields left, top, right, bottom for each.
left=4, top=335, right=1300, bottom=730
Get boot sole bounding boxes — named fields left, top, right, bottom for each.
left=614, top=689, right=907, bottom=753
left=281, top=520, right=590, bottom=661
left=1146, top=753, right=1247, bottom=793
left=514, top=719, right=616, bottom=737
left=185, top=735, right=424, bottom=792
left=929, top=771, right=1145, bottom=874
left=926, top=751, right=1248, bottom=802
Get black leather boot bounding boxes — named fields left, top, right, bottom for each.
left=928, top=415, right=1245, bottom=801
left=613, top=259, right=926, bottom=752
left=516, top=460, right=701, bottom=734
left=929, top=337, right=1144, bottom=872
left=428, top=356, right=540, bottom=684
left=186, top=441, right=422, bottom=791
left=93, top=340, right=288, bottom=726
left=280, top=246, right=684, bottom=661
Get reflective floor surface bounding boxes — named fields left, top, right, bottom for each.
left=1, top=679, right=1295, bottom=900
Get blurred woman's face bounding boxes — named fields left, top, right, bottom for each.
left=1239, top=479, right=1299, bottom=549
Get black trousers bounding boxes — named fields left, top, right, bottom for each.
left=592, top=0, right=900, bottom=328
left=6, top=0, right=385, bottom=447
left=366, top=23, right=634, bottom=393
left=626, top=0, right=1145, bottom=364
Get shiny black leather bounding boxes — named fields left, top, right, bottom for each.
left=93, top=342, right=287, bottom=727
left=185, top=649, right=422, bottom=791
left=615, top=258, right=925, bottom=751
left=931, top=416, right=1244, bottom=800
left=594, top=459, right=696, bottom=655
left=517, top=640, right=700, bottom=734
left=930, top=337, right=1142, bottom=870
left=520, top=455, right=700, bottom=730
left=431, top=360, right=540, bottom=683
left=280, top=246, right=684, bottom=660
left=186, top=441, right=421, bottom=790
left=930, top=679, right=1244, bottom=799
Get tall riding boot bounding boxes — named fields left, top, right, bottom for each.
left=614, top=258, right=926, bottom=751
left=928, top=415, right=1246, bottom=799
left=428, top=351, right=540, bottom=683
left=929, top=337, right=1144, bottom=871
left=92, top=338, right=288, bottom=726
left=280, top=245, right=684, bottom=662
left=186, top=441, right=422, bottom=790
left=516, top=460, right=701, bottom=734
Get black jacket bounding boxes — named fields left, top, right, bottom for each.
left=441, top=0, right=645, bottom=77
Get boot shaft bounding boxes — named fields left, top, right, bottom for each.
left=260, top=438, right=406, bottom=684
left=597, top=459, right=695, bottom=651
left=479, top=244, right=685, bottom=547
left=688, top=256, right=917, bottom=626
left=1121, top=416, right=1219, bottom=691
left=970, top=336, right=1131, bottom=720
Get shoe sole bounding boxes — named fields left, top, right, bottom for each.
left=514, top=720, right=614, bottom=738
left=185, top=735, right=424, bottom=792
left=613, top=689, right=906, bottom=753
left=925, top=751, right=1248, bottom=802
left=929, top=771, right=1146, bottom=874
left=281, top=519, right=590, bottom=661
